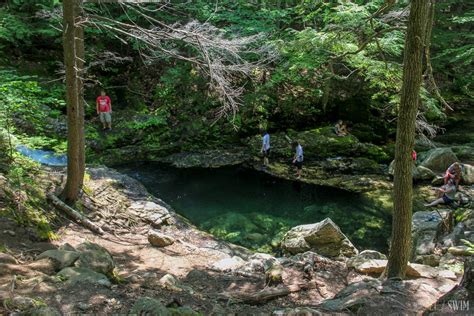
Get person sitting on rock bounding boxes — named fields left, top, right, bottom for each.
left=424, top=178, right=457, bottom=207
left=334, top=120, right=348, bottom=137
left=444, top=162, right=462, bottom=188
left=292, top=141, right=304, bottom=179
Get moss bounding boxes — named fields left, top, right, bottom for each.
left=201, top=212, right=297, bottom=253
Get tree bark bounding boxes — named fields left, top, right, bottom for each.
left=75, top=0, right=86, bottom=192
left=61, top=0, right=85, bottom=204
left=386, top=0, right=430, bottom=279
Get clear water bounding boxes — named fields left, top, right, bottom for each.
left=16, top=145, right=67, bottom=166
left=120, top=163, right=392, bottom=253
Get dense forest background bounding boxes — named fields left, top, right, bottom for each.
left=0, top=0, right=472, bottom=161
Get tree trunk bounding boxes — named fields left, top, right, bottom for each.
left=75, top=0, right=86, bottom=192
left=61, top=0, right=85, bottom=204
left=386, top=0, right=430, bottom=279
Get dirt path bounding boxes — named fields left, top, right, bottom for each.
left=0, top=166, right=464, bottom=315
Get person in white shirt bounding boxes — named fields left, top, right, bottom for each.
left=261, top=131, right=270, bottom=167
left=292, top=141, right=304, bottom=179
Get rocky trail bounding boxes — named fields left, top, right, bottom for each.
left=0, top=163, right=472, bottom=315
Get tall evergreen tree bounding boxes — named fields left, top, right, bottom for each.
left=61, top=0, right=85, bottom=204
left=386, top=0, right=430, bottom=278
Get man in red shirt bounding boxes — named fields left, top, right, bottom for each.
left=96, top=90, right=112, bottom=130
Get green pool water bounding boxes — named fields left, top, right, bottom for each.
left=119, top=163, right=391, bottom=253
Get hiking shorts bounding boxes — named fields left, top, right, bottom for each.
left=263, top=149, right=270, bottom=158
left=294, top=160, right=303, bottom=170
left=100, top=112, right=112, bottom=123
left=442, top=194, right=453, bottom=204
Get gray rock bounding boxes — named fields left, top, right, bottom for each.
left=320, top=279, right=382, bottom=312
left=462, top=163, right=474, bottom=184
left=58, top=243, right=76, bottom=252
left=389, top=161, right=435, bottom=181
left=441, top=222, right=464, bottom=248
left=75, top=242, right=115, bottom=276
left=464, top=231, right=474, bottom=243
left=211, top=256, right=246, bottom=272
left=411, top=211, right=445, bottom=256
left=58, top=267, right=111, bottom=287
left=37, top=250, right=80, bottom=270
left=248, top=253, right=278, bottom=272
left=8, top=296, right=37, bottom=311
left=0, top=253, right=18, bottom=264
left=273, top=307, right=323, bottom=315
left=415, top=254, right=441, bottom=267
left=281, top=218, right=358, bottom=258
left=158, top=273, right=180, bottom=291
left=439, top=253, right=465, bottom=274
left=148, top=230, right=175, bottom=247
left=353, top=259, right=456, bottom=279
left=129, top=297, right=170, bottom=316
left=347, top=250, right=387, bottom=269
left=30, top=306, right=62, bottom=316
left=413, top=165, right=436, bottom=181
left=420, top=148, right=458, bottom=172
left=76, top=302, right=92, bottom=311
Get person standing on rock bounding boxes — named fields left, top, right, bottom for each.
left=96, top=90, right=112, bottom=131
left=261, top=130, right=270, bottom=167
left=292, top=141, right=304, bottom=179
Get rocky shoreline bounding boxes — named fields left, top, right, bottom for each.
left=1, top=161, right=473, bottom=314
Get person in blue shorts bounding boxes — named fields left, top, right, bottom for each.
left=424, top=178, right=457, bottom=207
left=292, top=141, right=303, bottom=179
left=261, top=131, right=270, bottom=167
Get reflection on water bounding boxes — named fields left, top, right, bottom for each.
left=119, top=163, right=392, bottom=253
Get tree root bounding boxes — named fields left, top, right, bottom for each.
left=47, top=193, right=104, bottom=235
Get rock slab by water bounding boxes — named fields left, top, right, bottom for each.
left=281, top=218, right=358, bottom=257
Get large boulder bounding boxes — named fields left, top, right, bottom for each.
left=462, top=163, right=474, bottom=184
left=37, top=250, right=80, bottom=271
left=281, top=218, right=358, bottom=258
left=347, top=250, right=387, bottom=270
left=419, top=148, right=458, bottom=172
left=411, top=211, right=446, bottom=256
left=74, top=242, right=115, bottom=276
left=211, top=256, right=246, bottom=272
left=389, top=161, right=435, bottom=181
left=57, top=267, right=111, bottom=287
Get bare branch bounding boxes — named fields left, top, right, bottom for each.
left=80, top=4, right=277, bottom=119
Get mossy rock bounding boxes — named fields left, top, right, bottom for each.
left=129, top=297, right=170, bottom=316
left=247, top=127, right=389, bottom=163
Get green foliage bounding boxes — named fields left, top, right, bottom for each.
left=432, top=1, right=474, bottom=99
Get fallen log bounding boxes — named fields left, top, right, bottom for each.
left=47, top=193, right=104, bottom=235
left=219, top=282, right=313, bottom=304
